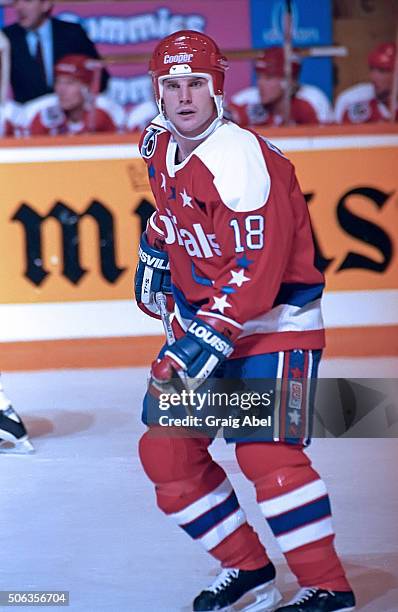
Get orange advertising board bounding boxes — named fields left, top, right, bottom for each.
left=1, top=136, right=397, bottom=305
left=1, top=156, right=151, bottom=303
left=292, top=146, right=398, bottom=291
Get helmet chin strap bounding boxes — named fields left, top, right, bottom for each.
left=164, top=114, right=223, bottom=141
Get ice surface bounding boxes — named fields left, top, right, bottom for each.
left=1, top=358, right=397, bottom=611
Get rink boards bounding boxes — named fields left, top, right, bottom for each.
left=0, top=125, right=397, bottom=369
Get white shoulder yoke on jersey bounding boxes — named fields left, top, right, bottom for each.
left=0, top=100, right=23, bottom=134
left=195, top=122, right=271, bottom=212
left=334, top=82, right=374, bottom=123
left=21, top=93, right=59, bottom=127
left=127, top=100, right=158, bottom=131
left=151, top=116, right=271, bottom=213
left=231, top=86, right=260, bottom=106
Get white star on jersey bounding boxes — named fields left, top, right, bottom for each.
left=229, top=269, right=250, bottom=288
left=161, top=172, right=166, bottom=192
left=211, top=295, right=232, bottom=314
left=288, top=410, right=301, bottom=426
left=180, top=188, right=193, bottom=208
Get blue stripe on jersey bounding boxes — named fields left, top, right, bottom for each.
left=267, top=495, right=331, bottom=536
left=273, top=282, right=324, bottom=308
left=283, top=349, right=322, bottom=446
left=191, top=263, right=213, bottom=287
left=181, top=491, right=240, bottom=540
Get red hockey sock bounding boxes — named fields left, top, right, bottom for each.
left=286, top=535, right=351, bottom=591
left=139, top=429, right=269, bottom=571
left=211, top=524, right=270, bottom=571
left=236, top=442, right=352, bottom=590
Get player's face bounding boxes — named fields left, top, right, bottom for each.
left=13, top=0, right=52, bottom=30
left=257, top=74, right=284, bottom=105
left=369, top=67, right=393, bottom=101
left=162, top=76, right=217, bottom=137
left=55, top=75, right=85, bottom=112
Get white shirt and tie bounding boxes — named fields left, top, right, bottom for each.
left=26, top=20, right=53, bottom=87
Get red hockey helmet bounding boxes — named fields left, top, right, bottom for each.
left=55, top=54, right=101, bottom=86
left=255, top=47, right=301, bottom=80
left=149, top=30, right=228, bottom=118
left=368, top=42, right=396, bottom=71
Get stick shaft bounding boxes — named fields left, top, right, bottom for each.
left=102, top=46, right=348, bottom=65
left=390, top=29, right=398, bottom=122
left=155, top=293, right=175, bottom=347
left=282, top=0, right=293, bottom=126
left=154, top=292, right=192, bottom=391
left=86, top=60, right=103, bottom=133
left=0, top=31, right=11, bottom=106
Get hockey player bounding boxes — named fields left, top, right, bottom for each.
left=0, top=374, right=34, bottom=453
left=135, top=31, right=355, bottom=611
left=229, top=47, right=333, bottom=127
left=22, top=54, right=125, bottom=135
left=334, top=42, right=397, bottom=123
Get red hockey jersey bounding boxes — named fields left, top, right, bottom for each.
left=139, top=116, right=325, bottom=357
left=334, top=83, right=398, bottom=124
left=229, top=84, right=333, bottom=127
left=22, top=93, right=125, bottom=136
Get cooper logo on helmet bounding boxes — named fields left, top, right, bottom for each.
left=164, top=53, right=193, bottom=64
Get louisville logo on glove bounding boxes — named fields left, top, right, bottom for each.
left=151, top=317, right=238, bottom=392
left=134, top=231, right=173, bottom=318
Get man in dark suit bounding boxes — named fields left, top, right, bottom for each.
left=2, top=0, right=109, bottom=103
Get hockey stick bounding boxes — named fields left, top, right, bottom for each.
left=103, top=46, right=348, bottom=65
left=86, top=58, right=103, bottom=133
left=390, top=26, right=398, bottom=122
left=154, top=293, right=189, bottom=384
left=300, top=46, right=348, bottom=58
left=0, top=30, right=10, bottom=133
left=153, top=293, right=198, bottom=420
left=282, top=0, right=293, bottom=126
left=154, top=293, right=194, bottom=391
left=155, top=292, right=175, bottom=347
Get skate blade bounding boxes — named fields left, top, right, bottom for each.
left=0, top=436, right=35, bottom=454
left=232, top=584, right=282, bottom=612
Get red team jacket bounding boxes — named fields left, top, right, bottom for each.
left=334, top=83, right=398, bottom=124
left=22, top=93, right=125, bottom=136
left=342, top=98, right=398, bottom=123
left=229, top=84, right=333, bottom=127
left=230, top=96, right=319, bottom=127
left=140, top=116, right=325, bottom=358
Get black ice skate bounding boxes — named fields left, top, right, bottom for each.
left=0, top=406, right=34, bottom=454
left=276, top=587, right=356, bottom=611
left=192, top=562, right=282, bottom=612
